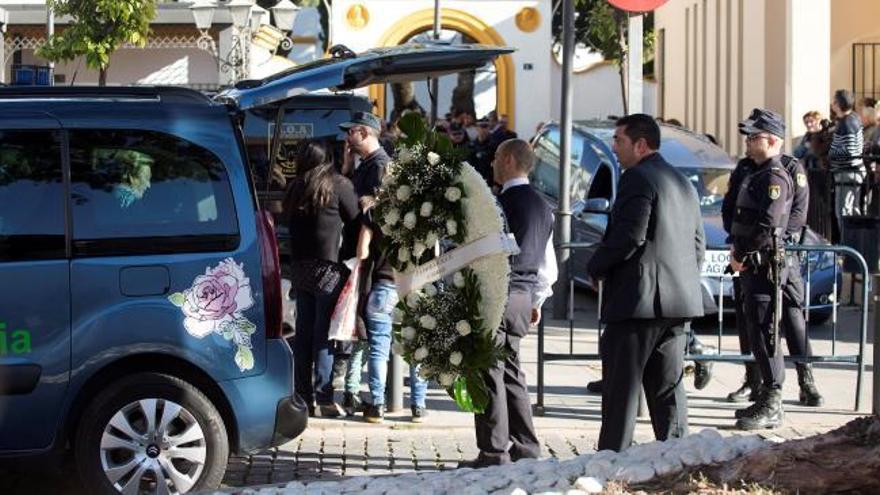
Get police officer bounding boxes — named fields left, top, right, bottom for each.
left=728, top=109, right=793, bottom=430
left=724, top=110, right=825, bottom=411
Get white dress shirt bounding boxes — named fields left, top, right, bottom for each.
left=501, top=177, right=558, bottom=309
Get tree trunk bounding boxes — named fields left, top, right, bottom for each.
left=390, top=82, right=424, bottom=122
left=616, top=11, right=628, bottom=116
left=451, top=69, right=476, bottom=118
left=99, top=67, right=108, bottom=86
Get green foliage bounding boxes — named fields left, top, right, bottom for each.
left=552, top=0, right=655, bottom=70
left=37, top=0, right=158, bottom=80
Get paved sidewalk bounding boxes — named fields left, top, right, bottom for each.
left=221, top=292, right=875, bottom=488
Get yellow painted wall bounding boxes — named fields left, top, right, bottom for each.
left=830, top=0, right=880, bottom=102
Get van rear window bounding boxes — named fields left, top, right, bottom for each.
left=69, top=130, right=239, bottom=254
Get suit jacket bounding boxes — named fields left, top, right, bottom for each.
left=587, top=152, right=706, bottom=323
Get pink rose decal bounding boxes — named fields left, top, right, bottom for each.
left=170, top=258, right=257, bottom=371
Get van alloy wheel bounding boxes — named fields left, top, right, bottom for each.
left=100, top=399, right=207, bottom=494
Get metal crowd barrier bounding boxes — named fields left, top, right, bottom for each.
left=535, top=242, right=872, bottom=414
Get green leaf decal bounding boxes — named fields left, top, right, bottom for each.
left=168, top=292, right=185, bottom=307
left=234, top=345, right=254, bottom=371
left=237, top=319, right=257, bottom=335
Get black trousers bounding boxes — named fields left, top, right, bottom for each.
left=598, top=318, right=690, bottom=452
left=734, top=265, right=813, bottom=363
left=473, top=291, right=540, bottom=461
left=740, top=267, right=787, bottom=389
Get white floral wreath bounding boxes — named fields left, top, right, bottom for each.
left=374, top=114, right=513, bottom=412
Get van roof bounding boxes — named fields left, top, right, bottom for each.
left=0, top=86, right=213, bottom=105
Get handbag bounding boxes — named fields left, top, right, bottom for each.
left=289, top=258, right=350, bottom=296
left=328, top=258, right=361, bottom=342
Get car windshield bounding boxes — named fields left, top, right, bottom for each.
left=678, top=167, right=731, bottom=212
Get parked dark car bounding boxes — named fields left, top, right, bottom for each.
left=530, top=120, right=837, bottom=323
left=0, top=43, right=512, bottom=494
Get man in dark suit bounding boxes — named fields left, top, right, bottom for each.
left=460, top=138, right=556, bottom=468
left=587, top=114, right=705, bottom=452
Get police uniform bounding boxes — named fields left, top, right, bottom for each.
left=723, top=150, right=823, bottom=406
left=730, top=109, right=795, bottom=430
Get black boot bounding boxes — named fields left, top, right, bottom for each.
left=735, top=388, right=783, bottom=430
left=734, top=385, right=766, bottom=419
left=796, top=363, right=824, bottom=407
left=727, top=363, right=762, bottom=403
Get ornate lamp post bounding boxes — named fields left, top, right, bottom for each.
left=270, top=0, right=301, bottom=53
left=190, top=0, right=257, bottom=84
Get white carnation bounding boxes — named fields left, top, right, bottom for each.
left=449, top=351, right=463, bottom=366
left=419, top=315, right=437, bottom=330
left=418, top=366, right=432, bottom=379
left=396, top=185, right=412, bottom=201
left=445, top=187, right=462, bottom=202
left=406, top=292, right=421, bottom=308
left=439, top=372, right=456, bottom=387
left=456, top=320, right=472, bottom=336
left=385, top=208, right=400, bottom=226
left=453, top=271, right=466, bottom=288
left=392, top=308, right=403, bottom=324
left=414, top=347, right=429, bottom=361
left=424, top=283, right=437, bottom=297
left=398, top=247, right=410, bottom=263
left=403, top=212, right=417, bottom=230
left=398, top=148, right=413, bottom=164
left=446, top=219, right=457, bottom=236
left=420, top=201, right=433, bottom=217
left=391, top=342, right=405, bottom=355
left=425, top=231, right=439, bottom=246
left=401, top=326, right=417, bottom=341
left=413, top=242, right=427, bottom=259
left=380, top=224, right=392, bottom=236
left=427, top=152, right=441, bottom=166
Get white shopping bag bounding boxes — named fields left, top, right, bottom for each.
left=328, top=258, right=361, bottom=341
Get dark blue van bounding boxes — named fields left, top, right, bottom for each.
left=0, top=43, right=510, bottom=494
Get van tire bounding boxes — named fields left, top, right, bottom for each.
left=74, top=372, right=229, bottom=494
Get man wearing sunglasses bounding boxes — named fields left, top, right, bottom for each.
left=727, top=109, right=795, bottom=430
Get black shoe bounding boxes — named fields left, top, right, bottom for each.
left=457, top=452, right=511, bottom=469
left=364, top=403, right=385, bottom=424
left=342, top=392, right=362, bottom=417
left=796, top=363, right=825, bottom=407
left=694, top=360, right=713, bottom=390
left=736, top=388, right=783, bottom=430
left=411, top=406, right=427, bottom=423
left=727, top=363, right=762, bottom=403
left=586, top=380, right=603, bottom=394
left=316, top=402, right=343, bottom=418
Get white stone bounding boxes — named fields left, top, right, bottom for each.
left=574, top=476, right=605, bottom=493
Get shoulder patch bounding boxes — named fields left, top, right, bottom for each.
left=797, top=173, right=807, bottom=188
left=769, top=184, right=781, bottom=200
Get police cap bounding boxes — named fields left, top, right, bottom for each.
left=738, top=108, right=786, bottom=139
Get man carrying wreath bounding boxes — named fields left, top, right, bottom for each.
left=459, top=139, right=557, bottom=468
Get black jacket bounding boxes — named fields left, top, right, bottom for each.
left=587, top=152, right=705, bottom=323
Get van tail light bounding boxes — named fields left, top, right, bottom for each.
left=256, top=210, right=283, bottom=339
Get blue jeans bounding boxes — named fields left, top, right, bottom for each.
left=293, top=290, right=335, bottom=405
left=365, top=281, right=398, bottom=406
left=346, top=341, right=428, bottom=408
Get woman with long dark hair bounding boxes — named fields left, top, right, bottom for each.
left=285, top=140, right=361, bottom=417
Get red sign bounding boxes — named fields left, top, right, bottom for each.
left=607, top=0, right=669, bottom=13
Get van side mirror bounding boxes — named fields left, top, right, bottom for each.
left=583, top=198, right=611, bottom=214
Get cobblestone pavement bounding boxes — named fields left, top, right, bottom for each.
left=0, top=295, right=872, bottom=493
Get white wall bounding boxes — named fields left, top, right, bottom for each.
left=549, top=61, right=657, bottom=126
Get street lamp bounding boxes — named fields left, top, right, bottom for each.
left=190, top=0, right=259, bottom=83
left=271, top=0, right=301, bottom=52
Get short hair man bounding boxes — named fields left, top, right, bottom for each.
left=587, top=114, right=705, bottom=452
left=460, top=138, right=557, bottom=468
